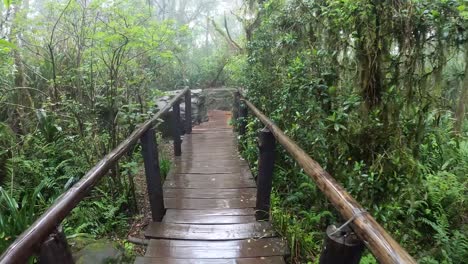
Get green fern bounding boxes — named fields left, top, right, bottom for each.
left=420, top=211, right=468, bottom=263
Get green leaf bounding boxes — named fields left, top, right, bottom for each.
left=0, top=39, right=17, bottom=49
left=3, top=0, right=12, bottom=7
left=461, top=11, right=468, bottom=20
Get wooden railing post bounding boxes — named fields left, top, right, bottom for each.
left=141, top=128, right=165, bottom=221
left=238, top=101, right=248, bottom=136
left=319, top=225, right=364, bottom=264
left=172, top=100, right=182, bottom=156
left=232, top=91, right=240, bottom=131
left=185, top=90, right=192, bottom=134
left=255, top=127, right=275, bottom=221
left=38, top=226, right=74, bottom=264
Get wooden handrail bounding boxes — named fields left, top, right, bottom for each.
left=240, top=96, right=416, bottom=264
left=0, top=87, right=190, bottom=264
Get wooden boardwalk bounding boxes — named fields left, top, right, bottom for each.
left=135, top=110, right=289, bottom=264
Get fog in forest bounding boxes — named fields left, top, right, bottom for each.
left=0, top=1, right=467, bottom=263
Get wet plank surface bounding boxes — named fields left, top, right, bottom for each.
left=164, top=208, right=256, bottom=216
left=168, top=173, right=252, bottom=181
left=144, top=238, right=288, bottom=258
left=164, top=197, right=256, bottom=209
left=145, top=222, right=275, bottom=240
left=163, top=209, right=256, bottom=224
left=164, top=179, right=256, bottom=189
left=138, top=110, right=288, bottom=263
left=135, top=256, right=286, bottom=264
left=163, top=188, right=256, bottom=199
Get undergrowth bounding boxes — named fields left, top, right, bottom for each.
left=0, top=106, right=172, bottom=260
left=238, top=113, right=467, bottom=263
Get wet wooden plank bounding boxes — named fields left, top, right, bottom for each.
left=174, top=160, right=243, bottom=168
left=182, top=139, right=236, bottom=142
left=180, top=152, right=239, bottom=157
left=175, top=158, right=242, bottom=164
left=181, top=137, right=235, bottom=141
left=182, top=143, right=238, bottom=148
left=168, top=172, right=249, bottom=178
left=181, top=144, right=237, bottom=148
left=164, top=178, right=256, bottom=189
left=182, top=138, right=237, bottom=143
left=191, top=129, right=234, bottom=133
left=182, top=142, right=236, bottom=146
left=164, top=197, right=256, bottom=209
left=181, top=145, right=238, bottom=149
left=187, top=133, right=234, bottom=136
left=180, top=146, right=237, bottom=151
left=183, top=142, right=237, bottom=147
left=171, top=168, right=243, bottom=174
left=163, top=188, right=256, bottom=199
left=135, top=256, right=286, bottom=264
left=168, top=173, right=252, bottom=181
left=145, top=222, right=275, bottom=240
left=163, top=215, right=255, bottom=224
left=163, top=209, right=256, bottom=224
left=178, top=154, right=240, bottom=160
left=172, top=161, right=253, bottom=177
left=167, top=174, right=252, bottom=182
left=182, top=141, right=237, bottom=145
left=143, top=238, right=287, bottom=258
left=163, top=209, right=256, bottom=216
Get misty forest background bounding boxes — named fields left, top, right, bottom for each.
left=0, top=0, right=467, bottom=263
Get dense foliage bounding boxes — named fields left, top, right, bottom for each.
left=0, top=0, right=240, bottom=258
left=0, top=0, right=175, bottom=254
left=231, top=0, right=467, bottom=263
left=1, top=0, right=467, bottom=263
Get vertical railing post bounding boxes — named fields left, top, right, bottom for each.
left=232, top=91, right=240, bottom=131
left=141, top=128, right=165, bottom=221
left=319, top=225, right=364, bottom=264
left=172, top=100, right=182, bottom=156
left=38, top=226, right=74, bottom=264
left=185, top=89, right=192, bottom=134
left=255, top=127, right=275, bottom=221
left=238, top=100, right=248, bottom=136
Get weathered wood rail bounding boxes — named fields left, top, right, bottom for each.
left=0, top=88, right=191, bottom=264
left=235, top=91, right=417, bottom=264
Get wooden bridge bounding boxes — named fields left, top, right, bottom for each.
left=0, top=88, right=417, bottom=264
left=136, top=110, right=288, bottom=263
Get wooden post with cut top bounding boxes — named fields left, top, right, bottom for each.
left=141, top=128, right=165, bottom=221
left=185, top=90, right=192, bottom=134
left=38, top=226, right=74, bottom=264
left=319, top=225, right=364, bottom=264
left=232, top=91, right=240, bottom=131
left=255, top=127, right=275, bottom=221
left=172, top=100, right=182, bottom=156
left=238, top=101, right=248, bottom=136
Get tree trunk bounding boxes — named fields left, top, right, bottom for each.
left=454, top=48, right=468, bottom=135
left=8, top=1, right=33, bottom=134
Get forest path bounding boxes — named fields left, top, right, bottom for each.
left=135, top=110, right=289, bottom=264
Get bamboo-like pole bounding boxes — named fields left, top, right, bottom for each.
left=0, top=88, right=189, bottom=264
left=242, top=98, right=416, bottom=264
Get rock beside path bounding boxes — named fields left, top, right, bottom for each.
left=73, top=239, right=123, bottom=264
